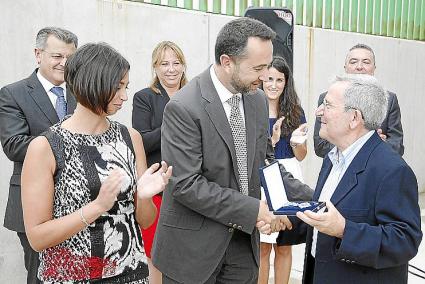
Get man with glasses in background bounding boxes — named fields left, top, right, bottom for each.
left=0, top=27, right=78, bottom=283
left=314, top=43, right=404, bottom=157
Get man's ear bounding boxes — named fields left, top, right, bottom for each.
left=35, top=48, right=42, bottom=65
left=220, top=54, right=233, bottom=69
left=349, top=109, right=363, bottom=129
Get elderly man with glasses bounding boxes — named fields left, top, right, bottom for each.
left=277, top=74, right=421, bottom=284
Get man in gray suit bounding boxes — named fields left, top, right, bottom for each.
left=0, top=27, right=78, bottom=284
left=314, top=44, right=404, bottom=157
left=152, top=17, right=297, bottom=283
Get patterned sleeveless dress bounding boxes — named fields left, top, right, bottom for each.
left=39, top=119, right=149, bottom=283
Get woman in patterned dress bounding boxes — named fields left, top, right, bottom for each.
left=21, top=42, right=172, bottom=283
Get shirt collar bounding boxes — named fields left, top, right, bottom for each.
left=210, top=65, right=241, bottom=103
left=36, top=70, right=66, bottom=94
left=327, top=130, right=375, bottom=166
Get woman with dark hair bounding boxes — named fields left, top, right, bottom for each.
left=21, top=42, right=172, bottom=283
left=132, top=41, right=187, bottom=283
left=258, top=56, right=307, bottom=284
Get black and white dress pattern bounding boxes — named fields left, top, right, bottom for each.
left=39, top=118, right=149, bottom=283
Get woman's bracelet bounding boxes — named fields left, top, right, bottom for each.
left=79, top=207, right=90, bottom=227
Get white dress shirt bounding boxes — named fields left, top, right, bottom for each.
left=210, top=66, right=245, bottom=123
left=311, top=130, right=374, bottom=257
left=37, top=71, right=67, bottom=108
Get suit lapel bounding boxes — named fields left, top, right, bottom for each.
left=200, top=68, right=241, bottom=184
left=330, top=133, right=381, bottom=205
left=27, top=70, right=58, bottom=124
left=330, top=169, right=360, bottom=205
left=66, top=88, right=77, bottom=115
left=243, top=94, right=256, bottom=179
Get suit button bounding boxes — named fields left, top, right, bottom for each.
left=233, top=224, right=238, bottom=228
left=228, top=228, right=234, bottom=233
left=237, top=225, right=242, bottom=230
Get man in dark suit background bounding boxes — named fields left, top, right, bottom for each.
left=314, top=44, right=404, bottom=157
left=152, top=17, right=299, bottom=284
left=0, top=27, right=78, bottom=284
left=279, top=74, right=422, bottom=284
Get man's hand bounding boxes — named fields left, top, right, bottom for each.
left=269, top=215, right=293, bottom=232
left=256, top=201, right=293, bottom=234
left=377, top=128, right=387, bottom=141
left=256, top=200, right=275, bottom=234
left=277, top=215, right=293, bottom=231
left=296, top=201, right=345, bottom=238
left=256, top=220, right=271, bottom=235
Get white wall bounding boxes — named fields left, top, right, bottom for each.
left=294, top=27, right=425, bottom=197
left=0, top=0, right=424, bottom=281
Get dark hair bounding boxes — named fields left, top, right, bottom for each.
left=36, top=27, right=78, bottom=49
left=64, top=42, right=130, bottom=115
left=349, top=43, right=375, bottom=63
left=215, top=17, right=276, bottom=64
left=269, top=56, right=303, bottom=136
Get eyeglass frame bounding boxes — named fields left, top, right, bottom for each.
left=321, top=98, right=364, bottom=119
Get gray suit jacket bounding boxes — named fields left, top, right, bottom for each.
left=313, top=91, right=404, bottom=157
left=152, top=68, right=312, bottom=283
left=0, top=70, right=76, bottom=232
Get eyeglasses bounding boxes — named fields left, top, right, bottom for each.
left=322, top=98, right=364, bottom=118
left=41, top=50, right=72, bottom=61
left=322, top=98, right=343, bottom=110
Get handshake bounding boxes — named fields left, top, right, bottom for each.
left=256, top=200, right=292, bottom=235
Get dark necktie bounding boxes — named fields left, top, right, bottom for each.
left=227, top=95, right=248, bottom=195
left=51, top=86, right=66, bottom=120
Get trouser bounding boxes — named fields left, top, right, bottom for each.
left=163, top=230, right=258, bottom=284
left=304, top=253, right=316, bottom=284
left=17, top=232, right=41, bottom=284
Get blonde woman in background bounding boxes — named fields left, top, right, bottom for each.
left=132, top=41, right=187, bottom=284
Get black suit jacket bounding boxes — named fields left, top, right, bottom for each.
left=314, top=91, right=404, bottom=157
left=132, top=84, right=170, bottom=167
left=0, top=70, right=76, bottom=232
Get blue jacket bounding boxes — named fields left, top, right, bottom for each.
left=278, top=132, right=422, bottom=284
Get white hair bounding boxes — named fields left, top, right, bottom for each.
left=332, top=74, right=388, bottom=130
